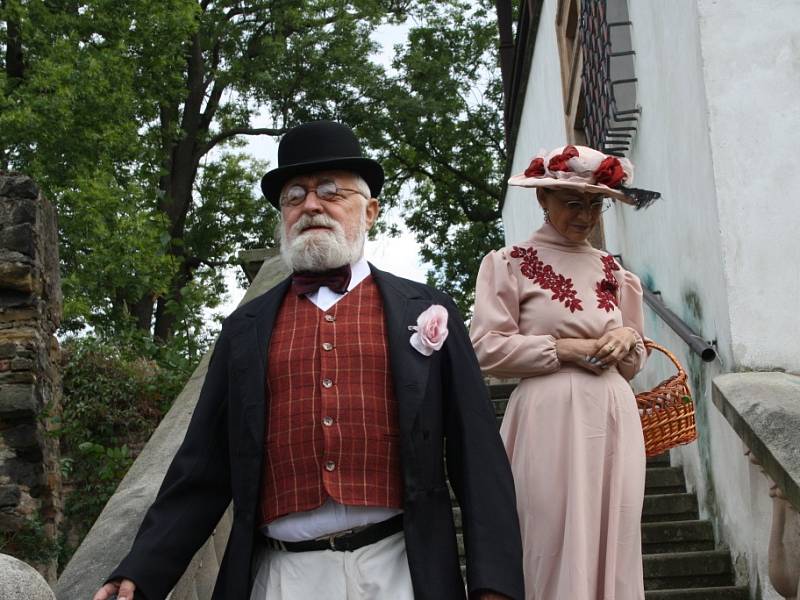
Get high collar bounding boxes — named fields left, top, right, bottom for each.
left=529, top=222, right=594, bottom=253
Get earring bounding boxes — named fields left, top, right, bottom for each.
left=543, top=208, right=550, bottom=223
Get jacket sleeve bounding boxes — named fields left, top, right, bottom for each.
left=442, top=295, right=525, bottom=600
left=616, top=269, right=648, bottom=381
left=107, top=325, right=234, bottom=600
left=470, top=250, right=560, bottom=378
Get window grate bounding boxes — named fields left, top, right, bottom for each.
left=579, top=0, right=639, bottom=157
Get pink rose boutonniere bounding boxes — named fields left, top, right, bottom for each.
left=408, top=304, right=449, bottom=356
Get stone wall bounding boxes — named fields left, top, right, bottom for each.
left=0, top=175, right=62, bottom=582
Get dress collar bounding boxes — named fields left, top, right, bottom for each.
left=529, top=223, right=594, bottom=253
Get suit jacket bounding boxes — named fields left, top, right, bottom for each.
left=111, top=265, right=524, bottom=600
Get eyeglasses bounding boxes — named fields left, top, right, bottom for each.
left=280, top=180, right=365, bottom=207
left=557, top=197, right=612, bottom=214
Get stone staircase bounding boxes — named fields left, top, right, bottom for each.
left=450, top=383, right=749, bottom=599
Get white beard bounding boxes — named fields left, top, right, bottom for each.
left=279, top=212, right=366, bottom=272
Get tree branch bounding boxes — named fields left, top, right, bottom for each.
left=388, top=150, right=500, bottom=223
left=197, top=126, right=288, bottom=157
left=407, top=139, right=501, bottom=200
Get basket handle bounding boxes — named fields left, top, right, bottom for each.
left=644, top=339, right=687, bottom=378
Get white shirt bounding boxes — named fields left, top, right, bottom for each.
left=263, top=256, right=403, bottom=542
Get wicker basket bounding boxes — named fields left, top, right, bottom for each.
left=635, top=341, right=698, bottom=457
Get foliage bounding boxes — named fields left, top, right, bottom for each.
left=55, top=335, right=191, bottom=568
left=359, top=0, right=506, bottom=315
left=0, top=515, right=61, bottom=567
left=1, top=0, right=507, bottom=336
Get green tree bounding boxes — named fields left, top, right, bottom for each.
left=1, top=0, right=414, bottom=348
left=1, top=0, right=506, bottom=338
left=360, top=0, right=506, bottom=315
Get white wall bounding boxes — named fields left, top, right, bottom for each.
left=696, top=0, right=800, bottom=371
left=502, top=1, right=800, bottom=597
left=501, top=0, right=567, bottom=245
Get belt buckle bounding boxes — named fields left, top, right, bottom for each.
left=328, top=534, right=338, bottom=551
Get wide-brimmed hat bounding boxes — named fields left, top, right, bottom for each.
left=261, top=120, right=384, bottom=209
left=508, top=145, right=660, bottom=208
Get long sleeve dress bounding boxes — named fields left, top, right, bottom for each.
left=470, top=223, right=647, bottom=600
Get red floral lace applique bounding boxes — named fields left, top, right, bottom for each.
left=510, top=246, right=583, bottom=312
left=596, top=254, right=620, bottom=312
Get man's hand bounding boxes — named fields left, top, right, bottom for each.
left=93, top=578, right=136, bottom=600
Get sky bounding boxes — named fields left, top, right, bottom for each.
left=209, top=22, right=430, bottom=319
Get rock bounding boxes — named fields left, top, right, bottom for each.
left=0, top=262, right=34, bottom=293
left=0, top=176, right=40, bottom=200
left=0, top=224, right=35, bottom=257
left=0, top=553, right=55, bottom=599
left=0, top=198, right=37, bottom=227
left=10, top=357, right=33, bottom=371
left=0, top=384, right=37, bottom=417
left=0, top=484, right=21, bottom=508
left=1, top=423, right=40, bottom=450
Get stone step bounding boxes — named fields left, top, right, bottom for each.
left=492, top=398, right=509, bottom=415
left=647, top=453, right=671, bottom=467
left=642, top=520, right=714, bottom=554
left=489, top=383, right=516, bottom=399
left=642, top=493, right=699, bottom=522
left=644, top=586, right=749, bottom=599
left=643, top=550, right=735, bottom=590
left=645, top=467, right=687, bottom=494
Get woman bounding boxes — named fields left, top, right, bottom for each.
left=470, top=145, right=659, bottom=600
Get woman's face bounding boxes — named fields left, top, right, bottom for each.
left=538, top=188, right=607, bottom=242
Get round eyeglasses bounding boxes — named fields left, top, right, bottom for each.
left=280, top=180, right=365, bottom=207
left=558, top=197, right=612, bottom=214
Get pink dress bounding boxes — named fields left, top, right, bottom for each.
left=469, top=224, right=647, bottom=600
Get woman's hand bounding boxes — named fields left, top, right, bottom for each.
left=593, top=328, right=639, bottom=368
left=556, top=338, right=605, bottom=375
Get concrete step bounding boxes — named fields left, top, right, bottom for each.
left=645, top=467, right=687, bottom=494
left=642, top=493, right=699, bottom=522
left=642, top=520, right=714, bottom=554
left=644, top=586, right=749, bottom=599
left=644, top=550, right=735, bottom=590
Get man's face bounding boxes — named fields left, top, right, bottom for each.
left=278, top=170, right=379, bottom=271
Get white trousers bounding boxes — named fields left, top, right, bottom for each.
left=249, top=532, right=415, bottom=600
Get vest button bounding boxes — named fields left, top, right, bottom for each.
left=325, top=460, right=336, bottom=471
left=324, top=314, right=335, bottom=322
left=322, top=416, right=334, bottom=427
left=322, top=378, right=333, bottom=388
left=322, top=342, right=333, bottom=351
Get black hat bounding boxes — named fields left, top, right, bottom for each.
left=260, top=121, right=384, bottom=209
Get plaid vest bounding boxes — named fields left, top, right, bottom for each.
left=259, top=275, right=404, bottom=526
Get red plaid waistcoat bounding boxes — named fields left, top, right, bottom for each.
left=259, top=275, right=404, bottom=525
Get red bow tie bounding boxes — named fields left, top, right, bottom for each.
left=291, top=265, right=352, bottom=296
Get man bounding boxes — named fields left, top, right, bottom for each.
left=94, top=121, right=523, bottom=600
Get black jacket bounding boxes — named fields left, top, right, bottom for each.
left=111, top=265, right=524, bottom=600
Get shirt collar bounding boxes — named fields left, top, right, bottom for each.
left=348, top=255, right=370, bottom=291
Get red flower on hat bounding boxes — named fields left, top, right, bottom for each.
left=548, top=145, right=579, bottom=172
left=594, top=156, right=627, bottom=188
left=524, top=157, right=546, bottom=177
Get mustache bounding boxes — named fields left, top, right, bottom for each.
left=289, top=214, right=342, bottom=237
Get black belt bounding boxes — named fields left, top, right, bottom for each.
left=265, top=514, right=403, bottom=553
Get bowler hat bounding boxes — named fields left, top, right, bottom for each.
left=261, top=121, right=384, bottom=209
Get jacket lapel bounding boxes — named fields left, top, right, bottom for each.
left=370, top=265, right=432, bottom=436
left=233, top=276, right=292, bottom=452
